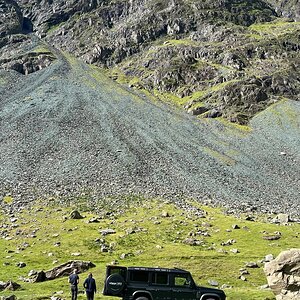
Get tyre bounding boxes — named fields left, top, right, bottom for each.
left=136, top=297, right=149, bottom=300
left=105, top=273, right=125, bottom=295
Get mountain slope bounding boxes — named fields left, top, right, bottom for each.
left=1, top=43, right=300, bottom=217
left=0, top=0, right=299, bottom=218
left=12, top=0, right=300, bottom=123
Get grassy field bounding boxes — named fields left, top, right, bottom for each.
left=0, top=195, right=299, bottom=299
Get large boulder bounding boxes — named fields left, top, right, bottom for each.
left=264, top=249, right=300, bottom=300
left=0, top=280, right=21, bottom=291
left=29, top=260, right=95, bottom=283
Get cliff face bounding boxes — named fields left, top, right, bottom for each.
left=1, top=0, right=300, bottom=123
left=0, top=0, right=23, bottom=36
left=266, top=0, right=300, bottom=20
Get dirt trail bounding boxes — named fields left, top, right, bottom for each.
left=0, top=46, right=299, bottom=218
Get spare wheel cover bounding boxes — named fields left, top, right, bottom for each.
left=106, top=274, right=125, bottom=294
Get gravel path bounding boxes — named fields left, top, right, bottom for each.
left=0, top=48, right=299, bottom=218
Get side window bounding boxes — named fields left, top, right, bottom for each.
left=174, top=274, right=191, bottom=287
left=151, top=272, right=169, bottom=285
left=129, top=271, right=149, bottom=282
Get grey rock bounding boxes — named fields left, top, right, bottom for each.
left=28, top=270, right=38, bottom=277
left=69, top=211, right=83, bottom=219
left=0, top=295, right=17, bottom=300
left=230, top=248, right=240, bottom=254
left=221, top=239, right=236, bottom=246
left=263, top=235, right=281, bottom=241
left=0, top=280, right=21, bottom=291
left=264, top=254, right=275, bottom=262
left=232, top=224, right=240, bottom=229
left=264, top=248, right=300, bottom=300
left=16, top=262, right=26, bottom=268
left=272, top=214, right=290, bottom=224
left=28, top=260, right=95, bottom=283
left=99, top=229, right=116, bottom=236
left=245, top=262, right=259, bottom=268
left=208, top=280, right=219, bottom=287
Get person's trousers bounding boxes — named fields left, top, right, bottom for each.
left=86, top=291, right=95, bottom=300
left=71, top=286, right=78, bottom=300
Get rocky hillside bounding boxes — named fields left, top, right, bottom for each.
left=0, top=0, right=300, bottom=218
left=2, top=0, right=296, bottom=123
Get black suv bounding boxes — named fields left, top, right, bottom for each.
left=103, top=265, right=226, bottom=300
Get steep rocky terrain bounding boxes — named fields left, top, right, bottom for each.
left=12, top=0, right=300, bottom=123
left=1, top=0, right=299, bottom=122
left=0, top=0, right=299, bottom=218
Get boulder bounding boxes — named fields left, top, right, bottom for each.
left=272, top=214, right=290, bottom=224
left=28, top=260, right=95, bottom=283
left=4, top=281, right=21, bottom=291
left=0, top=295, right=17, bottom=300
left=264, top=249, right=300, bottom=300
left=0, top=280, right=21, bottom=291
left=69, top=210, right=84, bottom=219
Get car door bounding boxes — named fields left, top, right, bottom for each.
left=148, top=271, right=172, bottom=300
left=171, top=273, right=197, bottom=300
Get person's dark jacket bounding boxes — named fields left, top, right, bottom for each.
left=69, top=274, right=79, bottom=286
left=83, top=276, right=96, bottom=293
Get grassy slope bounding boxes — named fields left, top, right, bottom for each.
left=0, top=196, right=299, bottom=299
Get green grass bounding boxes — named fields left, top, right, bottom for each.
left=249, top=19, right=300, bottom=38
left=1, top=196, right=299, bottom=299
left=161, top=39, right=198, bottom=47
left=2, top=196, right=13, bottom=204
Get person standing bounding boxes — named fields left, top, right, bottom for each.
left=68, top=269, right=79, bottom=300
left=83, top=273, right=97, bottom=300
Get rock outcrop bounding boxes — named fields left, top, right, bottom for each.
left=266, top=0, right=300, bottom=21
left=264, top=249, right=300, bottom=300
left=0, top=280, right=21, bottom=291
left=0, top=1, right=298, bottom=123
left=0, top=0, right=23, bottom=37
left=0, top=0, right=55, bottom=75
left=27, top=260, right=95, bottom=283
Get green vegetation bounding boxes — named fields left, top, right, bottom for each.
left=202, top=147, right=236, bottom=166
left=2, top=196, right=13, bottom=204
left=47, top=22, right=66, bottom=34
left=249, top=19, right=300, bottom=37
left=1, top=196, right=299, bottom=299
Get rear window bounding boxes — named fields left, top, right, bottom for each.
left=107, top=267, right=127, bottom=279
left=129, top=270, right=149, bottom=282
left=151, top=272, right=168, bottom=285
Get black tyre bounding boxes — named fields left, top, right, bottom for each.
left=105, top=273, right=125, bottom=295
left=136, top=297, right=149, bottom=300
